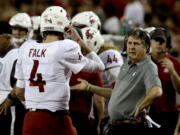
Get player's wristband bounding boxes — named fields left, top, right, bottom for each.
left=16, top=79, right=25, bottom=88
left=86, top=84, right=91, bottom=92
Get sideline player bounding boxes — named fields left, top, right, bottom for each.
left=10, top=6, right=105, bottom=135
left=0, top=20, right=18, bottom=135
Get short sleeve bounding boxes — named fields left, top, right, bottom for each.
left=60, top=44, right=87, bottom=74
left=144, top=63, right=162, bottom=92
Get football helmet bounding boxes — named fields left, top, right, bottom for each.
left=9, top=13, right=32, bottom=30
left=81, top=27, right=104, bottom=53
left=99, top=48, right=123, bottom=79
left=9, top=13, right=32, bottom=46
left=40, top=6, right=70, bottom=33
left=31, top=16, right=41, bottom=30
left=72, top=11, right=101, bottom=30
left=98, top=49, right=123, bottom=70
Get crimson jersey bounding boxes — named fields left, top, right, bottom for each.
left=15, top=39, right=104, bottom=111
left=152, top=54, right=180, bottom=112
left=69, top=72, right=103, bottom=113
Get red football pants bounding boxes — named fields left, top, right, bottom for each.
left=22, top=111, right=77, bottom=135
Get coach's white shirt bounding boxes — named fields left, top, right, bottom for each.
left=15, top=39, right=104, bottom=112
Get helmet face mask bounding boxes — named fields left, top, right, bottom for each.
left=72, top=11, right=101, bottom=30
left=81, top=27, right=104, bottom=53
left=40, top=6, right=70, bottom=33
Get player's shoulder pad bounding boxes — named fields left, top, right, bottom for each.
left=19, top=40, right=37, bottom=49
left=61, top=39, right=80, bottom=51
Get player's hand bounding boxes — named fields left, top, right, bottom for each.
left=70, top=78, right=88, bottom=91
left=0, top=98, right=13, bottom=115
left=64, top=25, right=92, bottom=54
left=64, top=25, right=81, bottom=42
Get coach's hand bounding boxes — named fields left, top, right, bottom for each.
left=71, top=78, right=89, bottom=91
left=134, top=107, right=146, bottom=122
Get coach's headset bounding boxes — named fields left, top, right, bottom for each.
left=149, top=27, right=171, bottom=50
left=122, top=28, right=151, bottom=56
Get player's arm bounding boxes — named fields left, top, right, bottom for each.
left=6, top=79, right=25, bottom=102
left=71, top=78, right=112, bottom=98
left=15, top=79, right=25, bottom=101
left=92, top=73, right=104, bottom=134
left=81, top=52, right=105, bottom=72
left=0, top=87, right=17, bottom=115
left=63, top=26, right=105, bottom=72
left=93, top=94, right=104, bottom=135
left=3, top=79, right=25, bottom=102
left=64, top=25, right=91, bottom=55
left=0, top=81, right=25, bottom=115
left=0, top=91, right=15, bottom=115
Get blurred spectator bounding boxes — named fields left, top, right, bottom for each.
left=102, top=0, right=127, bottom=18
left=102, top=3, right=120, bottom=35
left=171, top=35, right=180, bottom=60
left=123, top=0, right=144, bottom=27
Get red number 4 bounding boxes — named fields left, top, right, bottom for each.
left=29, top=60, right=46, bottom=92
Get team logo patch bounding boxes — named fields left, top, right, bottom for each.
left=89, top=16, right=95, bottom=24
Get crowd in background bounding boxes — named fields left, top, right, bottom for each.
left=0, top=0, right=179, bottom=59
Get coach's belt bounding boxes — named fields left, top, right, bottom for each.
left=111, top=119, right=143, bottom=126
left=27, top=108, right=69, bottom=115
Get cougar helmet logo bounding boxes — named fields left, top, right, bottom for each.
left=45, top=18, right=52, bottom=24
left=89, top=16, right=95, bottom=24
left=86, top=29, right=94, bottom=39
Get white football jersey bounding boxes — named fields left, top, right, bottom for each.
left=99, top=49, right=124, bottom=85
left=0, top=48, right=18, bottom=104
left=15, top=39, right=104, bottom=111
left=99, top=49, right=123, bottom=70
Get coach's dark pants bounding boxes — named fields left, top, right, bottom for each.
left=104, top=121, right=151, bottom=135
